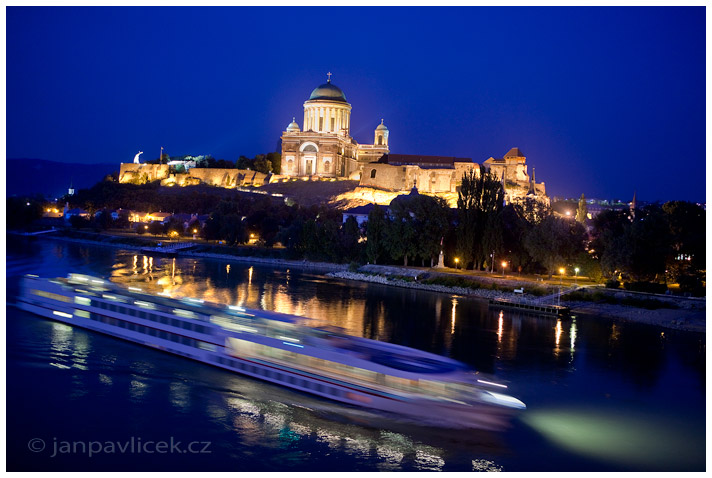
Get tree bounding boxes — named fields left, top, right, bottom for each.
left=524, top=215, right=587, bottom=278
left=236, top=155, right=252, bottom=170
left=513, top=196, right=551, bottom=225
left=500, top=204, right=532, bottom=273
left=95, top=209, right=113, bottom=230
left=163, top=216, right=184, bottom=237
left=456, top=166, right=504, bottom=270
left=410, top=194, right=450, bottom=267
left=662, top=201, right=705, bottom=282
left=590, top=209, right=629, bottom=277
left=595, top=206, right=672, bottom=282
left=266, top=152, right=281, bottom=174
left=253, top=154, right=273, bottom=174
left=70, top=214, right=89, bottom=229
left=341, top=216, right=362, bottom=263
left=220, top=214, right=247, bottom=245
left=576, top=193, right=588, bottom=224
left=365, top=205, right=389, bottom=264
left=386, top=196, right=419, bottom=266
left=148, top=221, right=164, bottom=236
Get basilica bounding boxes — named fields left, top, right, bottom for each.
left=279, top=75, right=546, bottom=206
left=279, top=74, right=389, bottom=179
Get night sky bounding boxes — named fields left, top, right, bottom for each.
left=6, top=6, right=706, bottom=202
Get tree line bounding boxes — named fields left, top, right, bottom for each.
left=12, top=167, right=705, bottom=294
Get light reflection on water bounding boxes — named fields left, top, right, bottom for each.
left=522, top=407, right=704, bottom=469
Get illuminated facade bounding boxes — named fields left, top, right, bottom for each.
left=280, top=74, right=389, bottom=179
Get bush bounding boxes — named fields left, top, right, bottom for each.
left=677, top=274, right=705, bottom=297
left=348, top=261, right=361, bottom=273
left=623, top=281, right=668, bottom=294
left=605, top=279, right=620, bottom=289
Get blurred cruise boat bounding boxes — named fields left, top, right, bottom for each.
left=17, top=273, right=526, bottom=430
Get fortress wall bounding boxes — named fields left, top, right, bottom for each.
left=415, top=169, right=458, bottom=193
left=358, top=163, right=410, bottom=191
left=454, top=162, right=478, bottom=182
left=187, top=168, right=269, bottom=187
left=119, top=163, right=170, bottom=183
left=359, top=162, right=480, bottom=194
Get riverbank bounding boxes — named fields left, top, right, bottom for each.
left=19, top=231, right=349, bottom=274
left=327, top=271, right=706, bottom=333
left=21, top=231, right=705, bottom=333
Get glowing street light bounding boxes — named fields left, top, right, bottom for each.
left=454, top=257, right=459, bottom=270
left=501, top=261, right=508, bottom=276
left=574, top=267, right=580, bottom=285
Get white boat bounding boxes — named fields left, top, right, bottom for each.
left=16, top=273, right=526, bottom=430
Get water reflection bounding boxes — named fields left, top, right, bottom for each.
left=105, top=252, right=675, bottom=383
left=6, top=240, right=706, bottom=471
left=523, top=407, right=704, bottom=469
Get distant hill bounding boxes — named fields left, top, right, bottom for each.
left=6, top=158, right=118, bottom=199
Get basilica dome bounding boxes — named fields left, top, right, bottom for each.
left=308, top=81, right=348, bottom=103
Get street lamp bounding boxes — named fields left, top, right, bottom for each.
left=574, top=267, right=580, bottom=285
left=454, top=257, right=459, bottom=270
left=501, top=261, right=508, bottom=276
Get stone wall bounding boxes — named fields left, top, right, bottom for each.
left=187, top=168, right=270, bottom=187
left=358, top=162, right=478, bottom=194
left=119, top=163, right=270, bottom=187
left=359, top=163, right=410, bottom=191
left=119, top=163, right=170, bottom=183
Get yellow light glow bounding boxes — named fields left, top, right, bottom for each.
left=559, top=268, right=565, bottom=275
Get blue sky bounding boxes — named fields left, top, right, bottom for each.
left=6, top=6, right=706, bottom=202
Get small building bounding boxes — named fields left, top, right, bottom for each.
left=342, top=204, right=377, bottom=226
left=128, top=211, right=149, bottom=223
left=64, top=208, right=89, bottom=220
left=145, top=212, right=173, bottom=223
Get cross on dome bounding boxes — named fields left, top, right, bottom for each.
left=327, top=72, right=332, bottom=82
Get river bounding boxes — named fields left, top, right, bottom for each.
left=5, top=237, right=706, bottom=471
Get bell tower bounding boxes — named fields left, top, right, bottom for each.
left=374, top=119, right=389, bottom=147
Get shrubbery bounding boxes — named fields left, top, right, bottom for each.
left=623, top=281, right=668, bottom=294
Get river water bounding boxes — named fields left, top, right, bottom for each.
left=5, top=237, right=706, bottom=471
